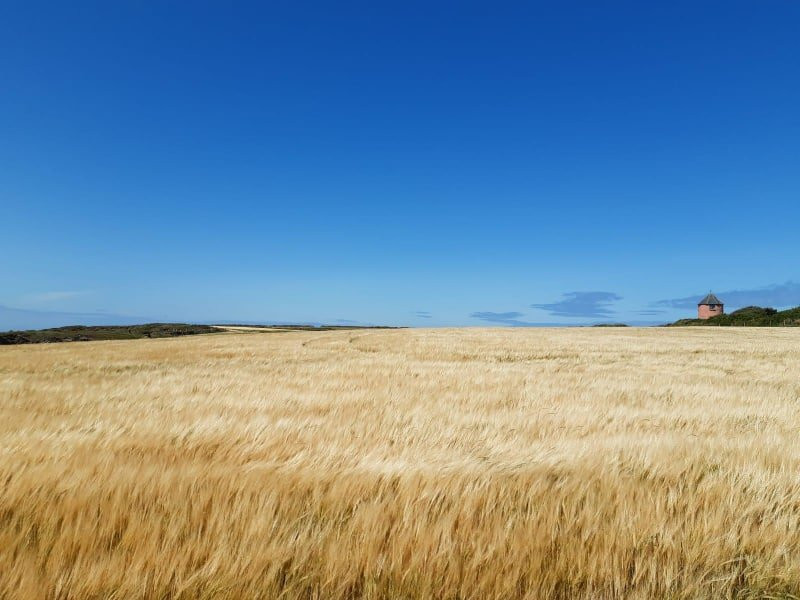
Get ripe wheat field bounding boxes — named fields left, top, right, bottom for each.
left=2, top=327, right=800, bottom=599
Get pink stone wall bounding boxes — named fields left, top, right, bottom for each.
left=698, top=304, right=724, bottom=320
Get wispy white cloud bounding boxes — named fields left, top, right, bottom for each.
left=0, top=304, right=147, bottom=331
left=24, top=291, right=92, bottom=304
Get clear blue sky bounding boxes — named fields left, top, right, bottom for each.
left=3, top=1, right=800, bottom=329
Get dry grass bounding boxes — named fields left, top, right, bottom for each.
left=2, top=327, right=800, bottom=599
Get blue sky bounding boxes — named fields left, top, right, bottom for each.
left=2, top=1, right=800, bottom=329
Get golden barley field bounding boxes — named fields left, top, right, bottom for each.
left=2, top=327, right=800, bottom=599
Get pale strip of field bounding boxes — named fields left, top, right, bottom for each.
left=1, top=328, right=800, bottom=599
left=211, top=325, right=285, bottom=332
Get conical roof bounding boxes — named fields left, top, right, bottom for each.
left=698, top=292, right=722, bottom=306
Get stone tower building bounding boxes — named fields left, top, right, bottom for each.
left=697, top=293, right=724, bottom=320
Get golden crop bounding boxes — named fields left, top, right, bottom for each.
left=2, top=327, right=800, bottom=599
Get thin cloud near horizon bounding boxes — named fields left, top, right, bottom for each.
left=469, top=311, right=539, bottom=326
left=655, top=281, right=800, bottom=310
left=0, top=304, right=149, bottom=331
left=530, top=291, right=622, bottom=318
left=23, top=291, right=92, bottom=304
